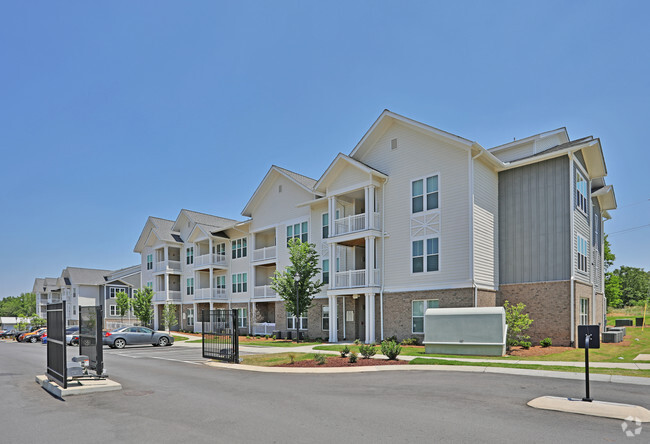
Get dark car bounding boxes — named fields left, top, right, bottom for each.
left=102, top=327, right=174, bottom=349
left=0, top=329, right=17, bottom=338
left=15, top=326, right=41, bottom=342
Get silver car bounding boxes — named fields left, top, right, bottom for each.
left=103, top=327, right=174, bottom=349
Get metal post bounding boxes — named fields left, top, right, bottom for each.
left=582, top=334, right=592, bottom=402
left=295, top=279, right=300, bottom=343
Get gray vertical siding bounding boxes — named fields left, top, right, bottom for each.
left=498, top=156, right=571, bottom=284
left=573, top=160, right=591, bottom=283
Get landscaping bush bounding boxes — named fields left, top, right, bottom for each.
left=349, top=352, right=357, bottom=363
left=272, top=335, right=276, bottom=340
left=540, top=337, right=552, bottom=348
left=358, top=343, right=377, bottom=359
left=380, top=340, right=402, bottom=360
left=401, top=337, right=420, bottom=346
left=340, top=345, right=350, bottom=358
left=385, top=335, right=398, bottom=343
left=504, top=300, right=533, bottom=350
left=288, top=353, right=296, bottom=364
left=314, top=354, right=326, bottom=365
left=520, top=341, right=532, bottom=350
left=354, top=339, right=361, bottom=345
left=265, top=335, right=270, bottom=339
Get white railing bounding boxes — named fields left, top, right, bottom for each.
left=333, top=269, right=381, bottom=288
left=253, top=285, right=277, bottom=299
left=252, top=246, right=277, bottom=262
left=333, top=212, right=381, bottom=236
left=153, top=291, right=167, bottom=301
left=168, top=291, right=182, bottom=301
left=253, top=322, right=276, bottom=335
left=194, top=288, right=228, bottom=300
left=194, top=253, right=227, bottom=267
left=154, top=291, right=182, bottom=301
left=154, top=260, right=182, bottom=272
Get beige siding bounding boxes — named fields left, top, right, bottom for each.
left=354, top=121, right=471, bottom=289
left=473, top=158, right=498, bottom=288
left=327, top=164, right=371, bottom=193
left=249, top=173, right=313, bottom=233
left=492, top=141, right=535, bottom=163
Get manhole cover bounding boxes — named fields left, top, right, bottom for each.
left=123, top=390, right=154, bottom=397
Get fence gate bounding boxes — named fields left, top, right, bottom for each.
left=46, top=302, right=67, bottom=389
left=202, top=309, right=239, bottom=363
left=79, top=306, right=104, bottom=376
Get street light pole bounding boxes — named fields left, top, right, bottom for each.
left=294, top=272, right=300, bottom=343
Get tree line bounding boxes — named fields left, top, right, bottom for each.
left=605, top=236, right=650, bottom=307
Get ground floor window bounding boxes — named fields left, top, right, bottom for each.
left=109, top=305, right=117, bottom=316
left=322, top=305, right=329, bottom=331
left=412, top=299, right=439, bottom=333
left=187, top=308, right=194, bottom=326
left=287, top=311, right=308, bottom=330
left=238, top=308, right=248, bottom=328
left=580, top=298, right=589, bottom=325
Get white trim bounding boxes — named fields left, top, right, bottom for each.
left=488, top=128, right=568, bottom=153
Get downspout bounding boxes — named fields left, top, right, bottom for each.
left=380, top=177, right=388, bottom=341
left=569, top=153, right=576, bottom=346
left=470, top=150, right=483, bottom=307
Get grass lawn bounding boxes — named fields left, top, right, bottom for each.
left=409, top=358, right=650, bottom=378
left=241, top=352, right=316, bottom=366
left=172, top=335, right=189, bottom=341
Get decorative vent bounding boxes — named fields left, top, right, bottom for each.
left=410, top=212, right=440, bottom=238
left=278, top=185, right=282, bottom=193
left=391, top=138, right=398, bottom=150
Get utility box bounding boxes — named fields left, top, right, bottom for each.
left=423, top=307, right=507, bottom=356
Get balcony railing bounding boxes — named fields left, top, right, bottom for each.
left=153, top=291, right=182, bottom=302
left=153, top=291, right=167, bottom=302
left=154, top=260, right=181, bottom=272
left=194, top=253, right=227, bottom=268
left=252, top=246, right=277, bottom=262
left=333, top=212, right=381, bottom=236
left=333, top=269, right=381, bottom=289
left=194, top=288, right=228, bottom=300
left=253, top=285, right=277, bottom=299
left=253, top=322, right=276, bottom=335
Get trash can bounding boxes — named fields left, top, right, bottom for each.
left=637, top=317, right=644, bottom=327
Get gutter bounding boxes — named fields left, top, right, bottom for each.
left=380, top=177, right=388, bottom=341
left=470, top=149, right=484, bottom=307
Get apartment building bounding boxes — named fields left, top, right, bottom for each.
left=134, top=110, right=615, bottom=346
left=34, top=265, right=141, bottom=328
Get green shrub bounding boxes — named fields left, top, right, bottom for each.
left=381, top=340, right=402, bottom=360
left=246, top=335, right=251, bottom=339
left=358, top=343, right=377, bottom=359
left=385, top=335, right=398, bottom=343
left=349, top=353, right=357, bottom=363
left=354, top=339, right=361, bottom=345
left=265, top=335, right=270, bottom=339
left=401, top=337, right=420, bottom=346
left=520, top=341, right=532, bottom=350
left=314, top=354, right=326, bottom=365
left=272, top=335, right=276, bottom=340
left=288, top=353, right=296, bottom=364
left=540, top=337, right=552, bottom=348
left=504, top=300, right=533, bottom=350
left=340, top=345, right=350, bottom=358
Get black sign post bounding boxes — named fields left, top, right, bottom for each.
left=577, top=325, right=600, bottom=402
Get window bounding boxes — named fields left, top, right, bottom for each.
left=412, top=175, right=439, bottom=213
left=186, top=247, right=194, bottom=265
left=412, top=237, right=439, bottom=273
left=577, top=235, right=588, bottom=273
left=322, top=305, right=330, bottom=331
left=412, top=299, right=439, bottom=333
left=186, top=278, right=194, bottom=295
left=109, top=287, right=126, bottom=298
left=187, top=308, right=194, bottom=326
left=237, top=308, right=248, bottom=328
left=73, top=288, right=77, bottom=298
left=214, top=275, right=226, bottom=289
left=580, top=298, right=589, bottom=325
left=575, top=170, right=588, bottom=215
left=214, top=243, right=226, bottom=256
left=146, top=254, right=153, bottom=270
left=322, top=213, right=329, bottom=239
left=231, top=238, right=247, bottom=259
left=109, top=305, right=117, bottom=316
left=231, top=273, right=248, bottom=293
left=287, top=311, right=308, bottom=330
left=322, top=259, right=329, bottom=285
left=146, top=281, right=153, bottom=289
left=287, top=221, right=308, bottom=245
left=72, top=305, right=76, bottom=315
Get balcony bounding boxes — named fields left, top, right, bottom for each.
left=154, top=260, right=181, bottom=273
left=333, top=212, right=381, bottom=236
left=153, top=291, right=182, bottom=302
left=194, top=288, right=228, bottom=301
left=253, top=285, right=277, bottom=299
left=194, top=253, right=227, bottom=268
left=332, top=269, right=380, bottom=289
left=252, top=246, right=277, bottom=262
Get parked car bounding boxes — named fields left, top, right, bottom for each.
left=66, top=327, right=80, bottom=345
left=41, top=332, right=47, bottom=345
left=0, top=329, right=15, bottom=338
left=21, top=328, right=47, bottom=343
left=102, top=327, right=174, bottom=349
left=70, top=334, right=79, bottom=346
left=14, top=326, right=40, bottom=341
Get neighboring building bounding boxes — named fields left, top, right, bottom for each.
left=33, top=265, right=141, bottom=328
left=132, top=110, right=615, bottom=346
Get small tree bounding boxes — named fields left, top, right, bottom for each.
left=132, top=287, right=154, bottom=327
left=115, top=291, right=130, bottom=324
left=270, top=238, right=324, bottom=342
left=504, top=300, right=533, bottom=350
left=30, top=315, right=46, bottom=328
left=161, top=303, right=178, bottom=334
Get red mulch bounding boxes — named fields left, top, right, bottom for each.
left=279, top=356, right=408, bottom=367
left=507, top=345, right=573, bottom=357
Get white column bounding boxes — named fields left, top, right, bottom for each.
left=209, top=266, right=213, bottom=299
left=153, top=305, right=159, bottom=330
left=193, top=302, right=198, bottom=332
left=329, top=295, right=338, bottom=343
left=164, top=273, right=169, bottom=300
left=209, top=238, right=213, bottom=260
left=368, top=186, right=376, bottom=229
left=364, top=293, right=370, bottom=343
left=328, top=196, right=336, bottom=236
left=368, top=292, right=375, bottom=344
left=364, top=186, right=370, bottom=229
left=365, top=236, right=371, bottom=287
left=164, top=245, right=169, bottom=263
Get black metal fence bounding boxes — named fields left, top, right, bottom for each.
left=80, top=306, right=104, bottom=376
left=46, top=302, right=67, bottom=389
left=202, top=309, right=239, bottom=363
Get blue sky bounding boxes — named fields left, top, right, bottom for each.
left=1, top=1, right=648, bottom=298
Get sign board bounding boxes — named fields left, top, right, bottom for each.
left=578, top=325, right=600, bottom=349
left=46, top=302, right=67, bottom=389
left=79, top=306, right=104, bottom=376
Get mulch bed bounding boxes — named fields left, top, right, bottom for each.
left=279, top=356, right=408, bottom=367
left=507, top=345, right=573, bottom=357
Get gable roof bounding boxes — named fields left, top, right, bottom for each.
left=65, top=267, right=112, bottom=286
left=488, top=128, right=569, bottom=152
left=314, top=153, right=387, bottom=193
left=133, top=216, right=180, bottom=253
left=241, top=165, right=319, bottom=217
left=172, top=209, right=239, bottom=232
left=32, top=278, right=46, bottom=293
